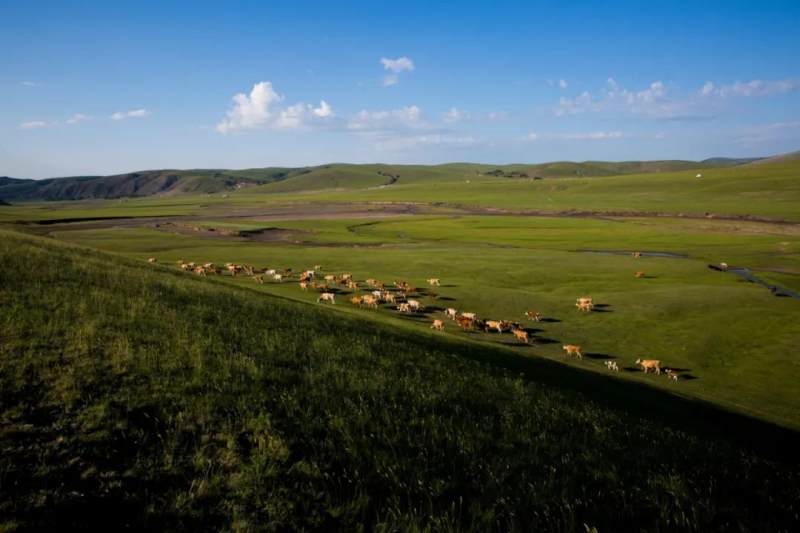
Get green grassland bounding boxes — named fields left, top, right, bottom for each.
left=2, top=230, right=799, bottom=531
left=46, top=213, right=800, bottom=430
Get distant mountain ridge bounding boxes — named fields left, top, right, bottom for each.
left=0, top=155, right=775, bottom=202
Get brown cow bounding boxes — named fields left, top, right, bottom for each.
left=350, top=295, right=363, bottom=306
left=635, top=271, right=645, bottom=278
left=562, top=344, right=583, bottom=359
left=431, top=319, right=445, bottom=331
left=512, top=328, right=529, bottom=344
left=632, top=251, right=642, bottom=258
left=524, top=311, right=541, bottom=322
left=635, top=358, right=661, bottom=374
left=456, top=315, right=475, bottom=330
left=427, top=278, right=440, bottom=286
left=147, top=257, right=157, bottom=263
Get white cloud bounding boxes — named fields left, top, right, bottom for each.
left=20, top=81, right=39, bottom=87
left=347, top=105, right=423, bottom=131
left=701, top=78, right=800, bottom=98
left=554, top=78, right=708, bottom=120
left=442, top=107, right=470, bottom=123
left=487, top=111, right=509, bottom=121
left=373, top=134, right=476, bottom=152
left=66, top=113, right=91, bottom=124
left=380, top=56, right=414, bottom=86
left=558, top=79, right=568, bottom=89
left=216, top=81, right=333, bottom=133
left=313, top=100, right=334, bottom=118
left=380, top=56, right=414, bottom=73
left=527, top=131, right=624, bottom=141
left=111, top=108, right=150, bottom=120
left=19, top=120, right=54, bottom=129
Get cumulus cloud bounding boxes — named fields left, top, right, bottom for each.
left=110, top=108, right=150, bottom=120
left=442, top=107, right=470, bottom=122
left=19, top=120, right=54, bottom=129
left=66, top=113, right=91, bottom=124
left=558, top=79, right=568, bottom=89
left=380, top=56, right=414, bottom=86
left=216, top=81, right=334, bottom=133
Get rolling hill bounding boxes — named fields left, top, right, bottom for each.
left=0, top=156, right=764, bottom=202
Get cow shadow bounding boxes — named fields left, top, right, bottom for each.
left=437, top=296, right=457, bottom=301
left=532, top=336, right=559, bottom=345
left=592, top=304, right=613, bottom=313
left=585, top=352, right=614, bottom=360
left=539, top=317, right=561, bottom=323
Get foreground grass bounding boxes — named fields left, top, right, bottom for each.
left=1, top=230, right=799, bottom=531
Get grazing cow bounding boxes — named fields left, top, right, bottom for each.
left=383, top=292, right=397, bottom=304
left=371, top=290, right=383, bottom=300
left=633, top=251, right=642, bottom=258
left=366, top=278, right=377, bottom=287
left=227, top=264, right=241, bottom=276
left=576, top=297, right=594, bottom=312
left=362, top=295, right=379, bottom=309
left=427, top=278, right=440, bottom=286
left=317, top=292, right=336, bottom=304
left=243, top=265, right=255, bottom=276
left=562, top=345, right=583, bottom=359
left=397, top=303, right=411, bottom=313
left=314, top=265, right=322, bottom=271
left=635, top=271, right=646, bottom=278
left=180, top=263, right=192, bottom=271
left=720, top=262, right=729, bottom=271
left=456, top=315, right=475, bottom=330
left=347, top=280, right=359, bottom=290
left=635, top=358, right=661, bottom=374
left=445, top=308, right=458, bottom=320
left=203, top=262, right=214, bottom=269
left=511, top=328, right=529, bottom=344
left=340, top=273, right=352, bottom=281
left=665, top=368, right=679, bottom=382
left=484, top=320, right=505, bottom=333
left=525, top=311, right=542, bottom=322
left=193, top=266, right=207, bottom=277
left=254, top=275, right=264, bottom=284
left=460, top=312, right=477, bottom=321
left=265, top=269, right=277, bottom=276
left=300, top=272, right=313, bottom=283
left=147, top=257, right=157, bottom=263
left=407, top=299, right=422, bottom=312
left=350, top=295, right=363, bottom=306
left=374, top=281, right=385, bottom=290
left=299, top=281, right=309, bottom=290
left=324, top=274, right=336, bottom=282
left=273, top=273, right=283, bottom=282
left=431, top=319, right=445, bottom=331
left=604, top=360, right=619, bottom=372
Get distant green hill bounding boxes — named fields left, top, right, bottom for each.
left=0, top=156, right=766, bottom=202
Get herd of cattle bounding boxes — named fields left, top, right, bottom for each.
left=148, top=254, right=680, bottom=382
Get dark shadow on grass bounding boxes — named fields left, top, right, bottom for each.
left=532, top=337, right=560, bottom=345
left=584, top=352, right=613, bottom=360
left=539, top=317, right=561, bottom=323
left=382, top=330, right=799, bottom=462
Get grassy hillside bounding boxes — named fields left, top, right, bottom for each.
left=0, top=157, right=759, bottom=202
left=1, top=229, right=799, bottom=531
left=0, top=168, right=307, bottom=202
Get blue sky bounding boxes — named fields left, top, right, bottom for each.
left=2, top=0, right=799, bottom=178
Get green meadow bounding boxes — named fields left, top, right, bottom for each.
left=2, top=158, right=799, bottom=530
